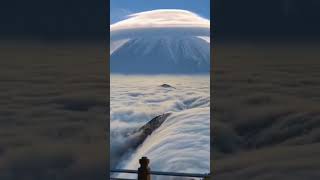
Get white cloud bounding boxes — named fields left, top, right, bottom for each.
left=110, top=9, right=210, bottom=50
left=110, top=9, right=210, bottom=32
left=110, top=75, right=210, bottom=179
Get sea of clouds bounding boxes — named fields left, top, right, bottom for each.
left=212, top=43, right=320, bottom=180
left=110, top=75, right=210, bottom=179
left=109, top=9, right=210, bottom=179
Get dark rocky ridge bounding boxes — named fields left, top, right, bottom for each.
left=112, top=113, right=171, bottom=168
left=127, top=113, right=172, bottom=150
left=136, top=113, right=171, bottom=138
left=160, top=84, right=175, bottom=89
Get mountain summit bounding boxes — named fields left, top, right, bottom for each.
left=110, top=9, right=210, bottom=74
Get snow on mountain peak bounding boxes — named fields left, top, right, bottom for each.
left=110, top=9, right=210, bottom=74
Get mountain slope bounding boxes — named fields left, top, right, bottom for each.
left=110, top=36, right=210, bottom=74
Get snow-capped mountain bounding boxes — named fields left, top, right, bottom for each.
left=110, top=9, right=210, bottom=74
left=111, top=36, right=209, bottom=74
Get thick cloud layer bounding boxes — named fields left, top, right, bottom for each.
left=0, top=42, right=107, bottom=180
left=213, top=43, right=320, bottom=179
left=110, top=75, right=210, bottom=179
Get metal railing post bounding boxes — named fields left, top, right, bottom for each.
left=138, top=157, right=151, bottom=180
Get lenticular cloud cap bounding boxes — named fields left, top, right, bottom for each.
left=110, top=9, right=210, bottom=40
left=111, top=9, right=210, bottom=30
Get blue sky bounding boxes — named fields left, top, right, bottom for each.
left=110, top=0, right=210, bottom=24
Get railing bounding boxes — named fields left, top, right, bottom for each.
left=110, top=157, right=210, bottom=180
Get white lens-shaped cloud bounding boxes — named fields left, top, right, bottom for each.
left=110, top=9, right=210, bottom=41
left=111, top=9, right=210, bottom=31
